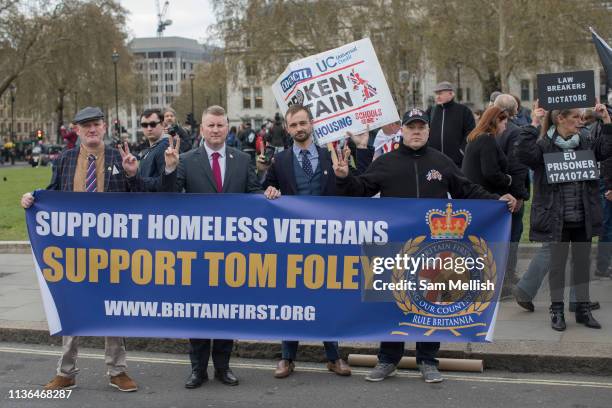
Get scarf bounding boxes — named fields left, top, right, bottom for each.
left=547, top=125, right=580, bottom=150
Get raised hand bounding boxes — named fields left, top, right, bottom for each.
left=118, top=142, right=138, bottom=177
left=333, top=144, right=351, bottom=179
left=499, top=193, right=517, bottom=213
left=531, top=99, right=546, bottom=127
left=164, top=135, right=181, bottom=173
left=594, top=99, right=611, bottom=124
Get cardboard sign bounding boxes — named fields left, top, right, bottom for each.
left=543, top=150, right=599, bottom=184
left=272, top=38, right=399, bottom=145
left=537, top=70, right=596, bottom=110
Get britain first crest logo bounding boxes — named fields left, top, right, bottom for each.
left=348, top=69, right=377, bottom=101
left=390, top=203, right=497, bottom=338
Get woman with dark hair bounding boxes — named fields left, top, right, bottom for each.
left=517, top=101, right=611, bottom=331
left=461, top=106, right=512, bottom=195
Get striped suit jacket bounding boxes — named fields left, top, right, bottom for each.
left=47, top=146, right=144, bottom=192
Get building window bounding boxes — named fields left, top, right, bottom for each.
left=166, top=84, right=174, bottom=92
left=254, top=87, right=263, bottom=108
left=246, top=63, right=257, bottom=77
left=150, top=74, right=158, bottom=81
left=465, top=87, right=471, bottom=102
left=521, top=80, right=530, bottom=101
left=167, top=96, right=174, bottom=104
left=151, top=96, right=159, bottom=105
left=181, top=73, right=186, bottom=80
left=182, top=62, right=186, bottom=69
left=17, top=122, right=21, bottom=132
left=165, top=73, right=174, bottom=81
left=151, top=85, right=159, bottom=93
left=242, top=88, right=251, bottom=109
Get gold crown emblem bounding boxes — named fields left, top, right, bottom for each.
left=426, top=203, right=471, bottom=239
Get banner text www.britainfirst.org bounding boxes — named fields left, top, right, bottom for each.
left=104, top=300, right=316, bottom=321
left=33, top=211, right=389, bottom=244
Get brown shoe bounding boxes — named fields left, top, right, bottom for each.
left=109, top=372, right=138, bottom=392
left=44, top=375, right=76, bottom=390
left=274, top=359, right=295, bottom=378
left=327, top=359, right=351, bottom=376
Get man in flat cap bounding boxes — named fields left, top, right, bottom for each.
left=20, top=106, right=143, bottom=392
left=426, top=81, right=476, bottom=167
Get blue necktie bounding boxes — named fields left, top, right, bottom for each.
left=86, top=154, right=97, bottom=192
left=300, top=150, right=313, bottom=178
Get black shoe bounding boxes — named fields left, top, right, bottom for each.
left=550, top=304, right=566, bottom=331
left=568, top=301, right=600, bottom=312
left=214, top=368, right=239, bottom=386
left=575, top=303, right=602, bottom=329
left=512, top=286, right=534, bottom=312
left=185, top=371, right=207, bottom=389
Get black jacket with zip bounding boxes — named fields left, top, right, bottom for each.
left=336, top=142, right=498, bottom=200
left=426, top=99, right=475, bottom=167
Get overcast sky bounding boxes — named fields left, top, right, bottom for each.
left=120, top=0, right=216, bottom=42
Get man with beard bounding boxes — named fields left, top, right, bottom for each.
left=263, top=104, right=351, bottom=378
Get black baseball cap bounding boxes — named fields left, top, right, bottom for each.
left=402, top=108, right=429, bottom=125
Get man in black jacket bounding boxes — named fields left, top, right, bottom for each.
left=138, top=108, right=168, bottom=191
left=426, top=82, right=475, bottom=167
left=334, top=108, right=516, bottom=384
left=163, top=107, right=192, bottom=153
left=263, top=104, right=351, bottom=379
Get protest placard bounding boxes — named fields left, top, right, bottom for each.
left=272, top=38, right=399, bottom=145
left=537, top=70, right=596, bottom=110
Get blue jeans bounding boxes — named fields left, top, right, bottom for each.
left=596, top=180, right=612, bottom=272
left=281, top=341, right=340, bottom=362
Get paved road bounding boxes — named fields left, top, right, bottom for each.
left=1, top=342, right=611, bottom=408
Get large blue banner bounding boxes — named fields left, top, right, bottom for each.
left=26, top=191, right=510, bottom=342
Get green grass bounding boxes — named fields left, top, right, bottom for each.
left=0, top=166, right=52, bottom=240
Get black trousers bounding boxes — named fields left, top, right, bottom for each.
left=378, top=342, right=440, bottom=366
left=549, top=226, right=591, bottom=303
left=188, top=339, right=233, bottom=373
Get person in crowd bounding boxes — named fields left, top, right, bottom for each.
left=493, top=94, right=531, bottom=295
left=262, top=104, right=352, bottom=379
left=267, top=112, right=290, bottom=151
left=162, top=105, right=261, bottom=389
left=163, top=107, right=192, bottom=153
left=461, top=106, right=511, bottom=195
left=20, top=106, right=143, bottom=392
left=512, top=94, right=532, bottom=127
left=137, top=108, right=169, bottom=191
left=372, top=121, right=402, bottom=159
left=226, top=125, right=240, bottom=148
left=238, top=122, right=257, bottom=165
left=516, top=102, right=611, bottom=331
left=426, top=81, right=475, bottom=166
left=60, top=123, right=78, bottom=150
left=334, top=107, right=516, bottom=384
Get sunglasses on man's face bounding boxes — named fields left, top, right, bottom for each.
left=140, top=121, right=160, bottom=128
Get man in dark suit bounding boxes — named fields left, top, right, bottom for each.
left=162, top=105, right=260, bottom=388
left=21, top=106, right=142, bottom=392
left=263, top=104, right=351, bottom=379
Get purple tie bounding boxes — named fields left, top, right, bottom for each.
left=86, top=154, right=97, bottom=192
left=211, top=152, right=222, bottom=192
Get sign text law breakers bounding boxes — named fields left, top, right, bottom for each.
left=272, top=38, right=399, bottom=145
left=26, top=191, right=510, bottom=342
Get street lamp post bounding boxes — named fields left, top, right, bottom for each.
left=111, top=49, right=120, bottom=136
left=456, top=62, right=462, bottom=102
left=189, top=73, right=195, bottom=116
left=9, top=84, right=16, bottom=140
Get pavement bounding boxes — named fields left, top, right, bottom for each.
left=1, top=246, right=611, bottom=375
left=2, top=342, right=612, bottom=408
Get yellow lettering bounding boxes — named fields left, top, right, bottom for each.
left=110, top=249, right=130, bottom=283
left=286, top=254, right=302, bottom=288
left=204, top=252, right=224, bottom=287
left=343, top=256, right=359, bottom=289
left=155, top=251, right=175, bottom=285
left=225, top=252, right=246, bottom=287
left=132, top=249, right=152, bottom=285
left=248, top=253, right=277, bottom=288
left=326, top=255, right=341, bottom=289
left=88, top=249, right=108, bottom=283
left=177, top=251, right=196, bottom=285
left=304, top=254, right=325, bottom=289
left=42, top=246, right=63, bottom=282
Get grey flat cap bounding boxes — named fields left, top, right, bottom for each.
left=73, top=106, right=105, bottom=124
left=489, top=91, right=502, bottom=103
left=433, top=81, right=454, bottom=92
